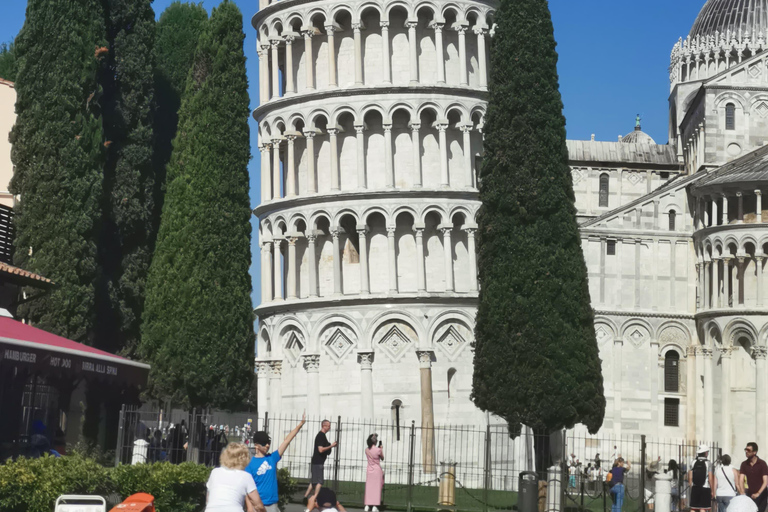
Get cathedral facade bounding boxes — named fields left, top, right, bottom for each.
left=253, top=0, right=768, bottom=454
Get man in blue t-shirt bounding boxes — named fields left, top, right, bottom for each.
left=246, top=413, right=306, bottom=512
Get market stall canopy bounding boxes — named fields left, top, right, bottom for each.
left=0, top=316, right=149, bottom=388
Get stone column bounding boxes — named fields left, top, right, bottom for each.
left=475, top=27, right=487, bottom=89
left=703, top=347, right=714, bottom=441
left=655, top=473, right=673, bottom=512
left=268, top=361, right=283, bottom=413
left=273, top=239, right=283, bottom=300
left=307, top=234, right=318, bottom=297
left=326, top=25, right=337, bottom=87
left=711, top=197, right=718, bottom=227
left=721, top=348, right=732, bottom=454
left=653, top=199, right=660, bottom=230
left=410, top=122, right=422, bottom=187
left=286, top=135, right=297, bottom=197
left=722, top=257, right=731, bottom=307
left=257, top=361, right=270, bottom=413
left=457, top=26, right=468, bottom=85
left=355, top=124, right=366, bottom=189
left=722, top=194, right=729, bottom=225
left=704, top=260, right=711, bottom=310
left=264, top=242, right=273, bottom=301
left=287, top=237, right=298, bottom=299
left=738, top=256, right=746, bottom=305
left=650, top=338, right=659, bottom=437
left=258, top=49, right=269, bottom=103
left=357, top=225, right=369, bottom=295
left=441, top=226, right=454, bottom=292
left=415, top=225, right=426, bottom=292
left=755, top=346, right=768, bottom=449
left=384, top=123, right=394, bottom=188
left=332, top=229, right=342, bottom=295
left=758, top=256, right=765, bottom=307
left=407, top=21, right=419, bottom=83
left=613, top=338, right=623, bottom=438
left=416, top=350, right=436, bottom=474
left=387, top=226, right=398, bottom=293
left=433, top=22, right=445, bottom=83
left=304, top=130, right=317, bottom=193
left=758, top=190, right=763, bottom=223
left=461, top=125, right=473, bottom=187
left=380, top=22, right=391, bottom=83
left=285, top=35, right=296, bottom=94
left=358, top=352, right=374, bottom=418
left=303, top=355, right=321, bottom=417
left=328, top=128, right=340, bottom=191
left=272, top=139, right=282, bottom=199
left=303, top=30, right=315, bottom=90
left=353, top=23, right=364, bottom=85
left=270, top=40, right=281, bottom=98
left=466, top=227, right=478, bottom=292
left=437, top=123, right=449, bottom=187
left=715, top=258, right=722, bottom=308
left=686, top=346, right=697, bottom=440
left=737, top=192, right=744, bottom=223
left=260, top=144, right=271, bottom=202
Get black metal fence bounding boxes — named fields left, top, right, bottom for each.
left=114, top=407, right=719, bottom=512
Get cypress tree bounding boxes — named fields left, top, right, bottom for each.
left=9, top=0, right=107, bottom=342
left=471, top=0, right=605, bottom=461
left=153, top=2, right=208, bottom=230
left=0, top=41, right=17, bottom=82
left=97, top=0, right=157, bottom=355
left=140, top=1, right=255, bottom=408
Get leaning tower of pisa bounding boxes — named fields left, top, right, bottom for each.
left=252, top=0, right=495, bottom=426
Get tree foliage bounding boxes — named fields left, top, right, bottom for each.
left=9, top=0, right=107, bottom=342
left=97, top=0, right=157, bottom=355
left=0, top=41, right=17, bottom=82
left=471, top=0, right=605, bottom=435
left=140, top=1, right=255, bottom=408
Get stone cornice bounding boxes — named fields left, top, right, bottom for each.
left=580, top=229, right=693, bottom=240
left=253, top=85, right=488, bottom=120
left=593, top=310, right=694, bottom=320
left=254, top=188, right=480, bottom=217
left=255, top=292, right=479, bottom=316
left=695, top=309, right=768, bottom=320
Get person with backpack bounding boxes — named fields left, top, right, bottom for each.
left=689, top=444, right=715, bottom=512
left=737, top=442, right=768, bottom=512
left=714, top=454, right=739, bottom=512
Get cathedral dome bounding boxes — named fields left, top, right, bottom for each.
left=689, top=0, right=768, bottom=40
left=622, top=116, right=655, bottom=145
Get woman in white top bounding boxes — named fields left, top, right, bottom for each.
left=713, top=454, right=739, bottom=512
left=206, top=443, right=266, bottom=512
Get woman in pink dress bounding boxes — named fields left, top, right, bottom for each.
left=364, top=433, right=384, bottom=512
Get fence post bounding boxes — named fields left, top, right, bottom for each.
left=187, top=408, right=196, bottom=462
left=333, top=415, right=342, bottom=493
left=483, top=424, right=491, bottom=512
left=263, top=411, right=269, bottom=434
left=561, top=429, right=567, bottom=512
left=114, top=404, right=126, bottom=467
left=640, top=435, right=647, bottom=512
left=407, top=421, right=416, bottom=512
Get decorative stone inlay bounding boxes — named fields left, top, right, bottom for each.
left=627, top=172, right=644, bottom=186
left=378, top=324, right=413, bottom=361
left=628, top=327, right=647, bottom=348
left=757, top=102, right=768, bottom=118
left=320, top=324, right=357, bottom=363
left=284, top=330, right=305, bottom=367
left=571, top=169, right=584, bottom=185
left=750, top=63, right=763, bottom=78
left=435, top=324, right=468, bottom=360
left=658, top=326, right=687, bottom=348
left=595, top=325, right=612, bottom=345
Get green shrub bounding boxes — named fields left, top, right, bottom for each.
left=277, top=467, right=296, bottom=511
left=111, top=462, right=210, bottom=512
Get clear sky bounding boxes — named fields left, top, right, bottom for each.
left=0, top=0, right=710, bottom=306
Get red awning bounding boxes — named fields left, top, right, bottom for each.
left=0, top=316, right=150, bottom=388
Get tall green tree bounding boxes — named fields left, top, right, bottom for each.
left=97, top=0, right=157, bottom=355
left=140, top=1, right=255, bottom=408
left=0, top=41, right=17, bottom=82
left=471, top=0, right=605, bottom=467
left=9, top=0, right=107, bottom=343
left=153, top=2, right=208, bottom=231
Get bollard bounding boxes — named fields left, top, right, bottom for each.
left=654, top=472, right=673, bottom=512
left=438, top=462, right=457, bottom=506
left=131, top=439, right=148, bottom=465
left=546, top=465, right=562, bottom=512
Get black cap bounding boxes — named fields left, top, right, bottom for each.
left=252, top=431, right=271, bottom=446
left=316, top=487, right=337, bottom=508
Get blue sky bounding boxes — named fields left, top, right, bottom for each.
left=0, top=0, right=709, bottom=306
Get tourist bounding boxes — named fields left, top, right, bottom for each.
left=668, top=460, right=680, bottom=512
left=689, top=444, right=714, bottom=512
left=737, top=442, right=768, bottom=512
left=246, top=414, right=306, bottom=512
left=304, top=419, right=337, bottom=502
left=364, top=433, right=384, bottom=512
left=308, top=486, right=346, bottom=512
left=204, top=443, right=266, bottom=512
left=715, top=454, right=739, bottom=512
left=609, top=457, right=631, bottom=512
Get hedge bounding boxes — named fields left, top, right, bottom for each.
left=0, top=454, right=295, bottom=512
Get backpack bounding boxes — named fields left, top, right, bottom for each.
left=692, top=458, right=708, bottom=486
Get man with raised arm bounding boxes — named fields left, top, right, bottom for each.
left=304, top=419, right=338, bottom=502
left=246, top=413, right=307, bottom=512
